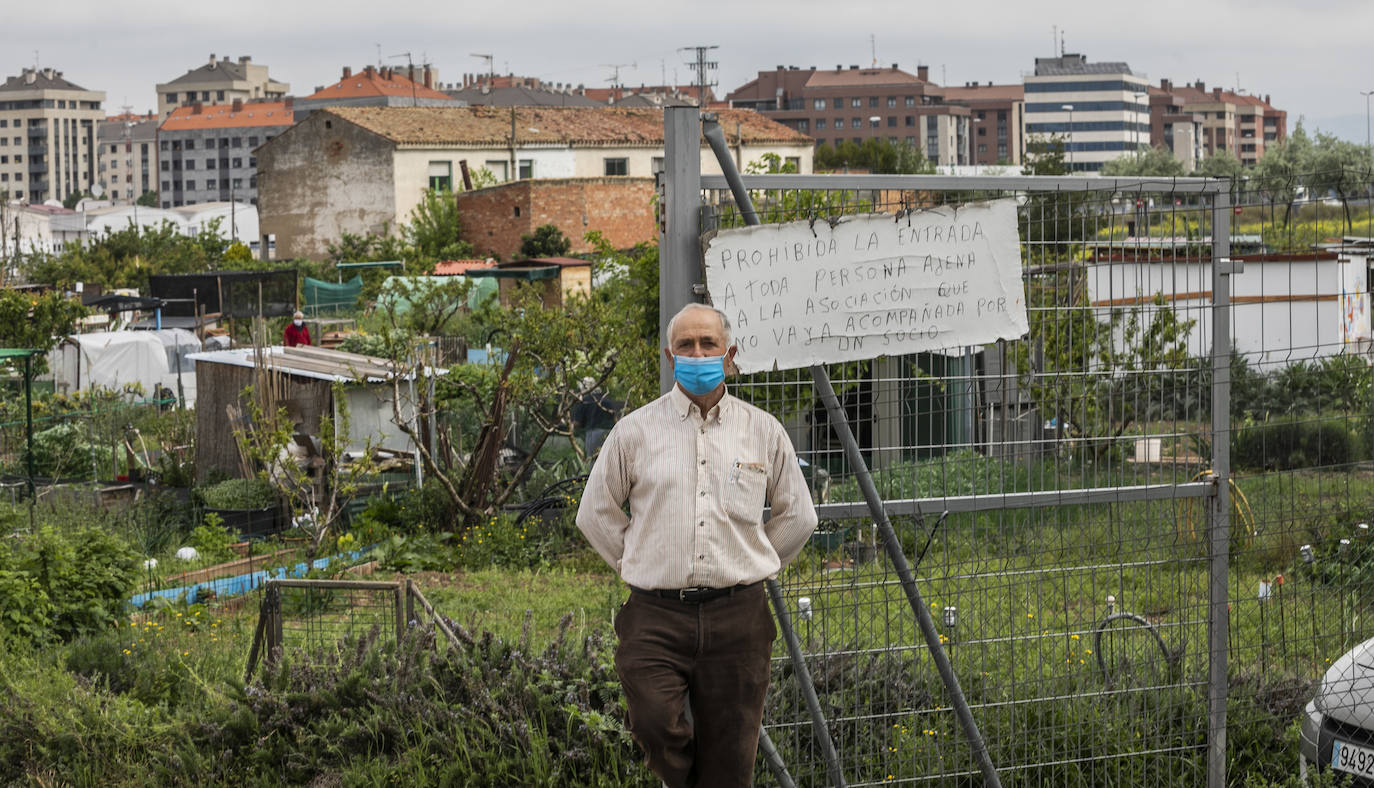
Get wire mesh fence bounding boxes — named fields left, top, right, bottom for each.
left=686, top=170, right=1374, bottom=785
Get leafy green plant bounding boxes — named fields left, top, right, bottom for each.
left=198, top=478, right=275, bottom=510
left=188, top=513, right=239, bottom=565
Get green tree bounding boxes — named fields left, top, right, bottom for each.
left=0, top=289, right=86, bottom=376
left=518, top=224, right=572, bottom=258
left=135, top=190, right=158, bottom=207
left=1019, top=135, right=1089, bottom=254
left=405, top=188, right=475, bottom=264
left=1305, top=130, right=1374, bottom=230
left=1022, top=134, right=1069, bottom=176
left=1252, top=121, right=1314, bottom=224
left=23, top=219, right=229, bottom=291
left=1100, top=146, right=1187, bottom=177
left=1196, top=151, right=1244, bottom=179
left=812, top=138, right=932, bottom=174
left=61, top=191, right=91, bottom=210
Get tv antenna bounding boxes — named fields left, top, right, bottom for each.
left=601, top=62, right=636, bottom=88
left=471, top=53, right=494, bottom=83
left=388, top=51, right=419, bottom=105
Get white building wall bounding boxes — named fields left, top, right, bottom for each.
left=1024, top=74, right=1151, bottom=172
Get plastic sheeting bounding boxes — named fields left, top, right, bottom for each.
left=48, top=330, right=201, bottom=405
left=304, top=275, right=363, bottom=315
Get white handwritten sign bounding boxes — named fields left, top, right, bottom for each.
left=703, top=199, right=1028, bottom=373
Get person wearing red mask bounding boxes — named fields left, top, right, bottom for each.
left=284, top=311, right=312, bottom=347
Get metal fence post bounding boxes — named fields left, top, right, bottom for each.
left=660, top=106, right=703, bottom=395
left=1207, top=191, right=1234, bottom=788
left=700, top=117, right=1001, bottom=788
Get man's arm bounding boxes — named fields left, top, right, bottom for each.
left=762, top=426, right=818, bottom=569
left=575, top=425, right=632, bottom=572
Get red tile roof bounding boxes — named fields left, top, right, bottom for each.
left=307, top=66, right=453, bottom=101
left=434, top=259, right=496, bottom=275
left=160, top=101, right=295, bottom=131
left=321, top=105, right=811, bottom=146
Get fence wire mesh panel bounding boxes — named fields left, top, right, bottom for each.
left=689, top=174, right=1374, bottom=786
left=246, top=579, right=409, bottom=679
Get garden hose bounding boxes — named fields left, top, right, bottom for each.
left=1175, top=468, right=1257, bottom=548
left=1093, top=612, right=1174, bottom=686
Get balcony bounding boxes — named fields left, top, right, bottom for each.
left=28, top=143, right=46, bottom=156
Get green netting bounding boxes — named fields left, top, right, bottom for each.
left=303, top=275, right=364, bottom=315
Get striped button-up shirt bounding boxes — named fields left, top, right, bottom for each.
left=576, top=385, right=818, bottom=590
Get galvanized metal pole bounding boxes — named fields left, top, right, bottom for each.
left=702, top=117, right=1002, bottom=788
left=1206, top=192, right=1235, bottom=788
left=659, top=107, right=703, bottom=395
left=767, top=580, right=845, bottom=788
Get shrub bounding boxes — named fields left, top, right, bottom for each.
left=1233, top=416, right=1370, bottom=470
left=198, top=478, right=276, bottom=510
left=1, top=524, right=138, bottom=643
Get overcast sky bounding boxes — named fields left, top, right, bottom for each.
left=6, top=0, right=1372, bottom=143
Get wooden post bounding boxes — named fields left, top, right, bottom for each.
left=394, top=580, right=406, bottom=645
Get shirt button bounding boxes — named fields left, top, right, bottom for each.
left=698, top=521, right=705, bottom=527
left=699, top=490, right=706, bottom=496
left=698, top=555, right=705, bottom=559
left=699, top=427, right=706, bottom=434
left=699, top=459, right=706, bottom=465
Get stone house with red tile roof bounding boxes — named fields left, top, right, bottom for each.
left=256, top=105, right=812, bottom=260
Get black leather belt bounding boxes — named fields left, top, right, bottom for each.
left=629, top=582, right=758, bottom=604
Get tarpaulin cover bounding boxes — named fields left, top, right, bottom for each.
left=303, top=275, right=363, bottom=315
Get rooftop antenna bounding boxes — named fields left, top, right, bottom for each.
left=601, top=62, right=636, bottom=89
left=870, top=34, right=877, bottom=67
left=388, top=51, right=418, bottom=105
left=375, top=43, right=382, bottom=69
left=679, top=45, right=719, bottom=102
left=1052, top=25, right=1057, bottom=56
left=471, top=53, right=494, bottom=85
left=1060, top=29, right=1066, bottom=57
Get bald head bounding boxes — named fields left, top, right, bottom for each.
left=666, top=303, right=732, bottom=350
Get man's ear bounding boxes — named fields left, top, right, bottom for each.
left=724, top=345, right=739, bottom=376
left=663, top=347, right=675, bottom=368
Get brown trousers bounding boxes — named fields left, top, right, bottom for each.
left=613, top=583, right=776, bottom=788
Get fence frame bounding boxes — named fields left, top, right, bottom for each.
left=661, top=105, right=1236, bottom=787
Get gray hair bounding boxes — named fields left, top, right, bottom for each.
left=666, top=303, right=732, bottom=348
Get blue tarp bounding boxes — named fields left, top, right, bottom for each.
left=130, top=547, right=373, bottom=607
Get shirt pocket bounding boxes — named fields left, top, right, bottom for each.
left=724, top=460, right=768, bottom=522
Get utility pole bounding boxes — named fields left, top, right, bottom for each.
left=1362, top=90, right=1374, bottom=152
left=679, top=45, right=719, bottom=103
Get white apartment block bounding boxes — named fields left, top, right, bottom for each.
left=1024, top=54, right=1149, bottom=172
left=0, top=68, right=105, bottom=203
left=97, top=113, right=157, bottom=203
left=156, top=55, right=288, bottom=119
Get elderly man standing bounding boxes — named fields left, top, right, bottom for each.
left=576, top=303, right=818, bottom=787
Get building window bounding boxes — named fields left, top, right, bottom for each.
left=887, top=97, right=897, bottom=108
left=186, top=140, right=195, bottom=150
left=869, top=117, right=880, bottom=128
left=977, top=127, right=986, bottom=137
left=832, top=98, right=843, bottom=110
left=165, top=93, right=176, bottom=104
left=206, top=159, right=216, bottom=169
left=796, top=119, right=809, bottom=133
left=905, top=96, right=915, bottom=107
left=604, top=157, right=628, bottom=176
left=517, top=159, right=534, bottom=179
left=231, top=137, right=242, bottom=148
left=231, top=178, right=243, bottom=189
left=851, top=118, right=861, bottom=129
left=886, top=116, right=896, bottom=127
left=868, top=97, right=879, bottom=108
left=977, top=144, right=987, bottom=154
left=816, top=119, right=826, bottom=130
left=249, top=157, right=256, bottom=167
left=786, top=156, right=801, bottom=171
left=248, top=136, right=258, bottom=147
left=216, top=90, right=225, bottom=100
left=206, top=178, right=216, bottom=189
left=185, top=180, right=196, bottom=190
left=161, top=180, right=170, bottom=190
left=160, top=140, right=169, bottom=151
left=850, top=98, right=861, bottom=108
left=232, top=157, right=242, bottom=168
left=485, top=160, right=508, bottom=180
left=428, top=160, right=453, bottom=191
left=813, top=98, right=827, bottom=110
left=185, top=160, right=195, bottom=170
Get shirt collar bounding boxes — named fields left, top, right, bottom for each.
left=669, top=383, right=730, bottom=423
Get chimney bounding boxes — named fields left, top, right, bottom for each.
left=231, top=98, right=243, bottom=112
left=1265, top=94, right=1270, bottom=105
left=917, top=65, right=929, bottom=81
left=193, top=103, right=203, bottom=115
left=849, top=65, right=859, bottom=70
left=209, top=53, right=216, bottom=67
left=1194, top=80, right=1205, bottom=91
left=1212, top=87, right=1222, bottom=99
left=284, top=97, right=294, bottom=111
left=1160, top=78, right=1171, bottom=91
left=836, top=64, right=843, bottom=71
left=423, top=65, right=434, bottom=89
left=892, top=62, right=899, bottom=70
left=23, top=68, right=35, bottom=84
left=364, top=65, right=375, bottom=77
left=342, top=66, right=352, bottom=78
left=239, top=56, right=250, bottom=64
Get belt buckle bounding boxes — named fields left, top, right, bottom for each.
left=679, top=586, right=707, bottom=602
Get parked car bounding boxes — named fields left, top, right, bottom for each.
left=1301, top=635, right=1374, bottom=785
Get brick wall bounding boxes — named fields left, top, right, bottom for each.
left=456, top=177, right=655, bottom=260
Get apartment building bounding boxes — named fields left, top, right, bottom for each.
left=0, top=67, right=104, bottom=203
left=156, top=55, right=288, bottom=119
left=1143, top=84, right=1204, bottom=171
left=942, top=83, right=1025, bottom=165
left=97, top=112, right=157, bottom=202
left=1158, top=80, right=1286, bottom=166
left=725, top=64, right=972, bottom=166
left=1023, top=54, right=1150, bottom=172
left=157, top=99, right=294, bottom=207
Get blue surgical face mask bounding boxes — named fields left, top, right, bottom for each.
left=673, top=354, right=726, bottom=396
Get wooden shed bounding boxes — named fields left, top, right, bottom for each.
left=466, top=257, right=592, bottom=309
left=187, top=345, right=434, bottom=482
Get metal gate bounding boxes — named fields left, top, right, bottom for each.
left=660, top=107, right=1374, bottom=786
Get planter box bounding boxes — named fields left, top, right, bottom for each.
left=205, top=506, right=279, bottom=539
left=166, top=547, right=299, bottom=586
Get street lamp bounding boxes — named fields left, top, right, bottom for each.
left=1361, top=91, right=1374, bottom=152
left=1061, top=104, right=1074, bottom=171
